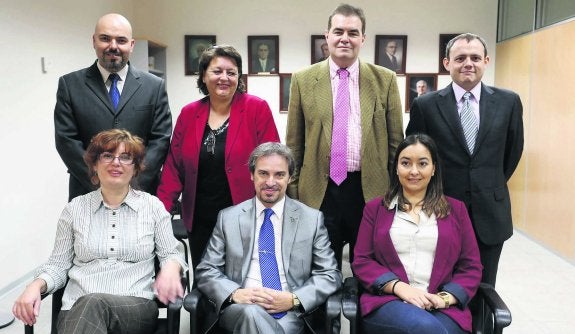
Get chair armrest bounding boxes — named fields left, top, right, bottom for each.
left=166, top=297, right=182, bottom=334
left=324, top=288, right=342, bottom=334
left=342, top=277, right=359, bottom=334
left=23, top=292, right=54, bottom=334
left=183, top=289, right=203, bottom=334
left=477, top=283, right=512, bottom=334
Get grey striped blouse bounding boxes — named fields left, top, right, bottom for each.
left=36, top=188, right=187, bottom=310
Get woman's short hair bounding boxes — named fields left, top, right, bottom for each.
left=196, top=45, right=246, bottom=95
left=83, top=129, right=146, bottom=186
left=384, top=133, right=450, bottom=218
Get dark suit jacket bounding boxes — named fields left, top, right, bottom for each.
left=251, top=58, right=277, bottom=73
left=156, top=93, right=280, bottom=231
left=352, top=196, right=482, bottom=333
left=406, top=83, right=524, bottom=245
left=286, top=60, right=404, bottom=208
left=379, top=53, right=401, bottom=72
left=196, top=196, right=342, bottom=332
left=54, top=61, right=172, bottom=200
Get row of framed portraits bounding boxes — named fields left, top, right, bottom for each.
left=243, top=72, right=439, bottom=114
left=185, top=33, right=461, bottom=76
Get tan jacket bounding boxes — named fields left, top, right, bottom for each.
left=286, top=60, right=404, bottom=208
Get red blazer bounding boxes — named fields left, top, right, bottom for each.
left=352, top=196, right=482, bottom=332
left=157, top=93, right=280, bottom=230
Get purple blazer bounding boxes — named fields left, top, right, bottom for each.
left=352, top=196, right=482, bottom=332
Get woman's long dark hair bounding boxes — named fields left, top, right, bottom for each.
left=383, top=133, right=450, bottom=218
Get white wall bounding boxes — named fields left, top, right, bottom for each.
left=0, top=0, right=497, bottom=291
left=133, top=0, right=498, bottom=140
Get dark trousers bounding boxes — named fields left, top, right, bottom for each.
left=320, top=172, right=365, bottom=269
left=188, top=219, right=218, bottom=288
left=57, top=294, right=158, bottom=334
left=470, top=240, right=504, bottom=334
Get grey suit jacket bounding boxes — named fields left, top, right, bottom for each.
left=406, top=83, right=524, bottom=245
left=54, top=61, right=172, bottom=200
left=196, top=196, right=342, bottom=330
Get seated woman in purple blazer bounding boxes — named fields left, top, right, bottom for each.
left=352, top=133, right=482, bottom=334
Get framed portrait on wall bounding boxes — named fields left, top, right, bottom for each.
left=375, top=35, right=407, bottom=74
left=279, top=73, right=292, bottom=113
left=311, top=35, right=329, bottom=64
left=185, top=35, right=216, bottom=75
left=405, top=73, right=437, bottom=112
left=241, top=74, right=248, bottom=92
left=438, top=33, right=461, bottom=74
left=248, top=35, right=279, bottom=74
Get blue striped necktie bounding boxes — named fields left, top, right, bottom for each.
left=108, top=73, right=120, bottom=110
left=460, top=92, right=478, bottom=154
left=259, top=208, right=286, bottom=318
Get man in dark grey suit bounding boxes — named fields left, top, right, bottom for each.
left=196, top=142, right=341, bottom=334
left=407, top=33, right=524, bottom=288
left=406, top=34, right=523, bottom=333
left=54, top=13, right=172, bottom=200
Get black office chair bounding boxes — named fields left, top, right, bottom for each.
left=342, top=277, right=512, bottom=334
left=184, top=287, right=342, bottom=334
left=23, top=264, right=186, bottom=334
left=170, top=200, right=190, bottom=292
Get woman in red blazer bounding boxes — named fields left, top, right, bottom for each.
left=157, top=45, right=280, bottom=271
left=352, top=134, right=482, bottom=333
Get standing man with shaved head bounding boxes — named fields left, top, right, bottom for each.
left=55, top=13, right=172, bottom=201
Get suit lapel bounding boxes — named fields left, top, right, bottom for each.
left=116, top=65, right=142, bottom=114
left=359, top=62, right=376, bottom=142
left=474, top=84, right=496, bottom=154
left=239, top=199, right=257, bottom=279
left=429, top=215, right=449, bottom=290
left=84, top=62, right=115, bottom=114
left=194, top=99, right=210, bottom=152
left=281, top=197, right=300, bottom=276
left=312, top=62, right=335, bottom=144
left=225, top=94, right=243, bottom=162
left=437, top=86, right=470, bottom=154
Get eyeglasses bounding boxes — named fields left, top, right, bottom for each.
left=99, top=152, right=134, bottom=165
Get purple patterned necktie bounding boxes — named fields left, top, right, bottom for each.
left=330, top=68, right=350, bottom=185
left=259, top=208, right=286, bottom=319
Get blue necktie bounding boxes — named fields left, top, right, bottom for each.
left=460, top=92, right=478, bottom=154
left=259, top=208, right=286, bottom=319
left=108, top=73, right=120, bottom=110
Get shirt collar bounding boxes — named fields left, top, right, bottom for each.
left=452, top=82, right=482, bottom=103
left=91, top=187, right=139, bottom=213
left=328, top=57, right=359, bottom=80
left=388, top=196, right=399, bottom=210
left=97, top=61, right=129, bottom=83
left=255, top=196, right=286, bottom=220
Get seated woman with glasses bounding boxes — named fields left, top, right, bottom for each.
left=157, top=45, right=280, bottom=273
left=352, top=134, right=482, bottom=334
left=13, top=129, right=187, bottom=334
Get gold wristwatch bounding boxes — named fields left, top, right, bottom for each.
left=437, top=291, right=450, bottom=309
left=292, top=293, right=301, bottom=310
